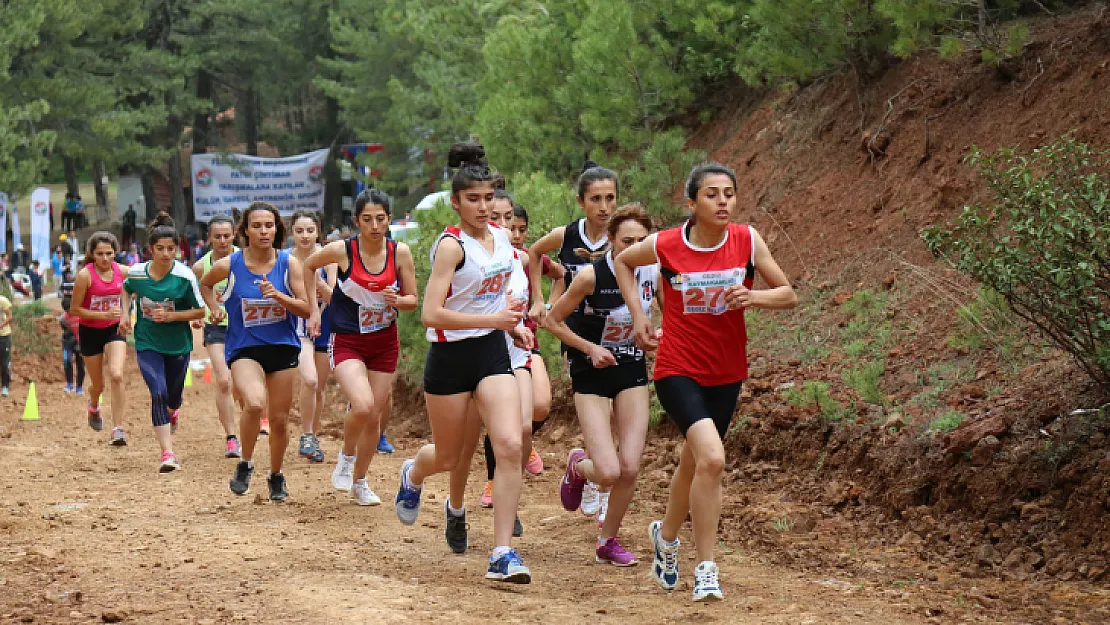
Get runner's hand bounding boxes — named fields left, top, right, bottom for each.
left=117, top=314, right=132, bottom=336
left=511, top=326, right=535, bottom=351
left=586, top=344, right=617, bottom=369
left=528, top=302, right=548, bottom=327
left=150, top=304, right=169, bottom=323
left=306, top=312, right=321, bottom=338
left=207, top=307, right=226, bottom=325
left=725, top=284, right=752, bottom=310
left=632, top=317, right=657, bottom=352
left=259, top=278, right=279, bottom=300
left=382, top=286, right=399, bottom=308
left=492, top=306, right=524, bottom=332
left=190, top=319, right=204, bottom=330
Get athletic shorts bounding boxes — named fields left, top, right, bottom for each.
left=654, top=375, right=744, bottom=439
left=570, top=359, right=648, bottom=399
left=203, top=323, right=227, bottom=346
left=329, top=327, right=399, bottom=373
left=228, top=344, right=300, bottom=375
left=78, top=323, right=125, bottom=357
left=424, top=331, right=512, bottom=396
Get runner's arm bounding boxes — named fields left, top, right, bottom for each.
left=304, top=241, right=347, bottom=318
left=392, top=243, right=419, bottom=312
left=199, top=256, right=230, bottom=322
left=614, top=234, right=660, bottom=350
left=527, top=226, right=565, bottom=322
left=544, top=266, right=604, bottom=358
left=731, top=228, right=796, bottom=310
left=68, top=270, right=113, bottom=321
left=267, top=255, right=312, bottom=319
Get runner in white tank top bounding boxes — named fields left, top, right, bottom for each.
left=394, top=142, right=535, bottom=585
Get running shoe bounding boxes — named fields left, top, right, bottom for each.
left=169, top=408, right=180, bottom=434
left=649, top=520, right=680, bottom=591
left=444, top=500, right=468, bottom=554
left=1, top=387, right=8, bottom=397
left=108, top=426, right=128, bottom=447
left=308, top=435, right=324, bottom=464
left=692, top=561, right=724, bottom=602
left=394, top=459, right=422, bottom=526
left=268, top=472, right=289, bottom=502
left=159, top=451, right=180, bottom=473
left=87, top=404, right=103, bottom=432
left=596, top=536, right=638, bottom=566
left=525, top=445, right=543, bottom=475
left=581, top=481, right=600, bottom=516
left=377, top=433, right=395, bottom=454
left=559, top=448, right=588, bottom=511
left=486, top=548, right=531, bottom=584
left=331, top=453, right=355, bottom=491
left=513, top=516, right=524, bottom=538
left=75, top=387, right=84, bottom=396
left=351, top=478, right=381, bottom=506
left=259, top=417, right=270, bottom=436
left=297, top=433, right=314, bottom=458
left=597, top=490, right=611, bottom=526
left=480, top=480, right=494, bottom=508
left=64, top=384, right=74, bottom=394
left=230, top=461, right=253, bottom=495
left=225, top=437, right=242, bottom=458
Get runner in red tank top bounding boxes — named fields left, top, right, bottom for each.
left=614, top=162, right=797, bottom=602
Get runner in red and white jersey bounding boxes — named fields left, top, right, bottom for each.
left=614, top=162, right=797, bottom=602
left=394, top=142, right=535, bottom=584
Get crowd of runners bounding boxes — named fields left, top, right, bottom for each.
left=43, top=143, right=796, bottom=601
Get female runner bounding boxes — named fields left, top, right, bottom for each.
left=290, top=210, right=336, bottom=465
left=118, top=214, right=207, bottom=471
left=201, top=201, right=312, bottom=501
left=191, top=214, right=241, bottom=457
left=548, top=203, right=659, bottom=566
left=69, top=232, right=129, bottom=445
left=393, top=143, right=534, bottom=583
left=304, top=189, right=417, bottom=505
left=615, top=163, right=796, bottom=601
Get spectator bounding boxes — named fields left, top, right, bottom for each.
left=0, top=287, right=11, bottom=396
left=121, top=204, right=137, bottom=249
left=11, top=245, right=29, bottom=273
left=126, top=244, right=140, bottom=266
left=59, top=310, right=85, bottom=395
left=29, top=260, right=42, bottom=300
left=62, top=193, right=75, bottom=230
left=74, top=195, right=86, bottom=229
left=51, top=246, right=64, bottom=288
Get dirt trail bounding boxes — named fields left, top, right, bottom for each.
left=0, top=352, right=1106, bottom=624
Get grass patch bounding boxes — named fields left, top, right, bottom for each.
left=843, top=359, right=887, bottom=406
left=928, top=410, right=966, bottom=433
left=770, top=515, right=796, bottom=533
left=11, top=299, right=56, bottom=356
left=785, top=381, right=848, bottom=422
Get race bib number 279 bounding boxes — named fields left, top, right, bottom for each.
left=681, top=268, right=745, bottom=315
left=241, top=298, right=286, bottom=327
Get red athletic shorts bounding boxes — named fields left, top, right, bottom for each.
left=328, top=326, right=399, bottom=374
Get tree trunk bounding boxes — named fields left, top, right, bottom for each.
left=140, top=167, right=159, bottom=219
left=192, top=69, right=213, bottom=156
left=62, top=156, right=80, bottom=198
left=978, top=0, right=988, bottom=40
left=243, top=85, right=259, bottom=156
left=322, top=94, right=344, bottom=229
left=167, top=149, right=188, bottom=227
left=93, top=160, right=109, bottom=223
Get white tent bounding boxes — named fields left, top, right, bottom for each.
left=414, top=190, right=451, bottom=211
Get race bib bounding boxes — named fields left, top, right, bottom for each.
left=358, top=302, right=396, bottom=334
left=475, top=260, right=512, bottom=302
left=241, top=298, right=286, bottom=327
left=680, top=268, right=745, bottom=315
left=89, top=294, right=120, bottom=313
left=140, top=297, right=175, bottom=319
left=600, top=312, right=640, bottom=358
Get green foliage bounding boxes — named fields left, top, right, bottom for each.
left=11, top=300, right=55, bottom=356
left=928, top=410, right=965, bottom=433
left=784, top=381, right=847, bottom=422
left=947, top=287, right=1018, bottom=352
left=843, top=360, right=888, bottom=406
left=924, top=136, right=1110, bottom=389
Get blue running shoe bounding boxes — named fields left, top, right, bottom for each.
left=297, top=433, right=313, bottom=458
left=485, top=548, right=531, bottom=584
left=64, top=384, right=74, bottom=394
left=394, top=459, right=422, bottom=525
left=377, top=433, right=395, bottom=454
left=650, top=520, right=680, bottom=590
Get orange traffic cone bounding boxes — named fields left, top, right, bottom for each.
left=203, top=364, right=212, bottom=384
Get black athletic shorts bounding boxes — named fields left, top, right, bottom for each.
left=78, top=323, right=126, bottom=357
left=654, top=375, right=744, bottom=439
left=202, top=323, right=227, bottom=347
left=570, top=359, right=648, bottom=399
left=228, top=345, right=300, bottom=375
left=424, top=331, right=512, bottom=396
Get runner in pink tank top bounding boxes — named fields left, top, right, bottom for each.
left=79, top=261, right=123, bottom=329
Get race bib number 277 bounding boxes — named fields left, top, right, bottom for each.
left=681, top=268, right=745, bottom=315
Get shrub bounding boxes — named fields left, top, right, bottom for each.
left=11, top=299, right=55, bottom=356
left=928, top=410, right=965, bottom=433
left=843, top=359, right=887, bottom=406
left=925, top=136, right=1110, bottom=390
left=785, top=380, right=847, bottom=422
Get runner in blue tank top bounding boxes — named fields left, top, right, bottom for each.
left=200, top=202, right=312, bottom=502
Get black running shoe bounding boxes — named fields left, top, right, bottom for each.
left=229, top=461, right=253, bottom=496
left=513, top=515, right=524, bottom=538
left=268, top=472, right=289, bottom=502
left=445, top=499, right=468, bottom=554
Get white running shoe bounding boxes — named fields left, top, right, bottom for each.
left=649, top=520, right=680, bottom=590
left=580, top=481, right=600, bottom=516
left=692, top=561, right=724, bottom=601
left=351, top=478, right=381, bottom=506
left=597, top=490, right=611, bottom=524
left=331, top=453, right=355, bottom=491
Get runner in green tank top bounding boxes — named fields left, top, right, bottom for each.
left=192, top=214, right=243, bottom=458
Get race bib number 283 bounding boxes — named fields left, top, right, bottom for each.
left=681, top=268, right=745, bottom=315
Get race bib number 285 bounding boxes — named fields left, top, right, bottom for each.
left=681, top=268, right=745, bottom=315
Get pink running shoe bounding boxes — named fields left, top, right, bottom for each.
left=480, top=480, right=494, bottom=508
left=169, top=408, right=180, bottom=434
left=259, top=416, right=271, bottom=436
left=159, top=451, right=180, bottom=473
left=559, top=448, right=588, bottom=511
left=225, top=437, right=242, bottom=458
left=525, top=446, right=543, bottom=476
left=596, top=537, right=638, bottom=567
